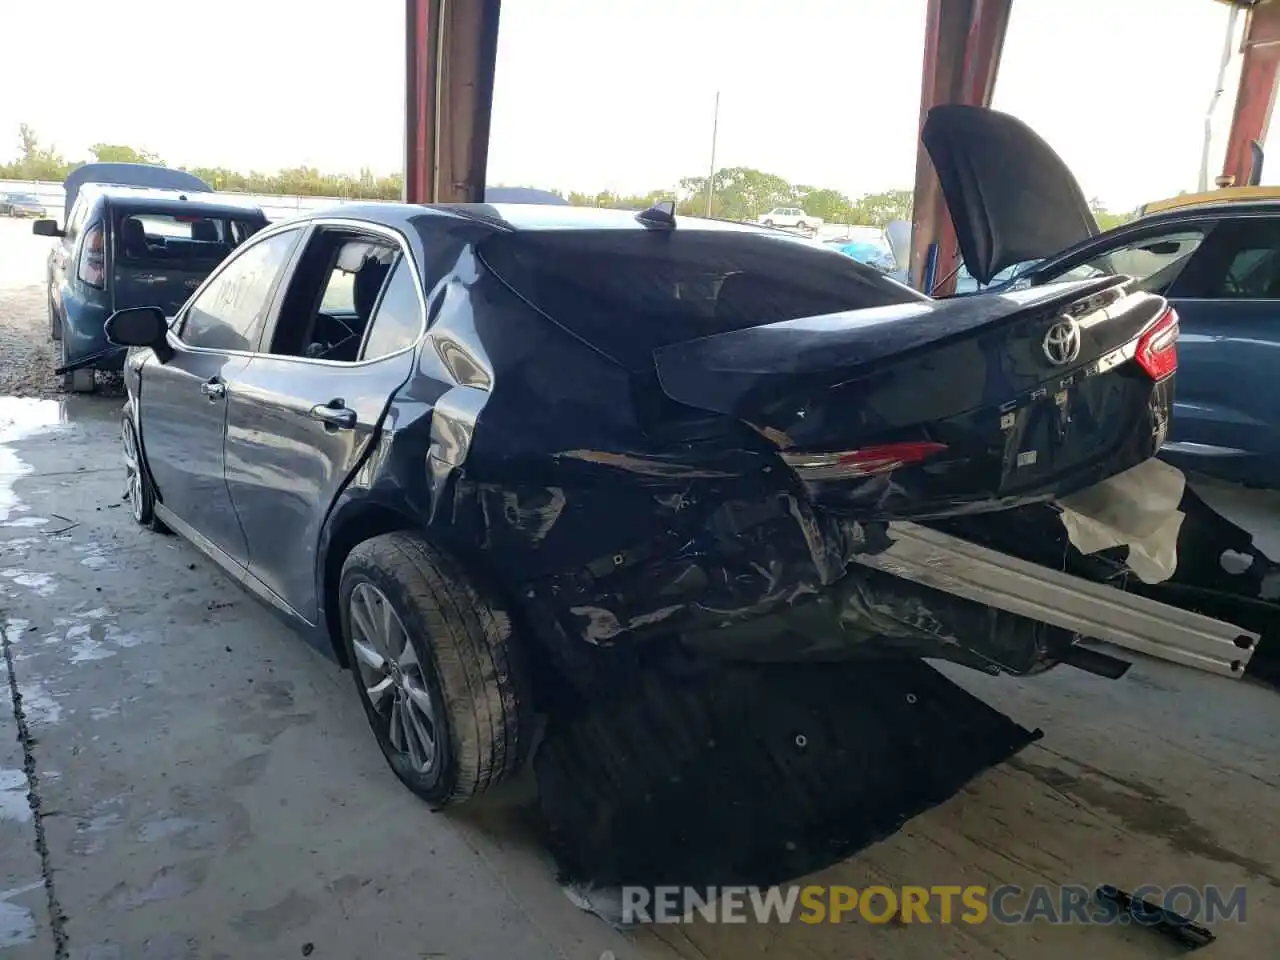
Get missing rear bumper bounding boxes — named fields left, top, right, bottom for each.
left=852, top=521, right=1258, bottom=677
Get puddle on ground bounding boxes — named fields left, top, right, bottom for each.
left=0, top=397, right=67, bottom=526
left=0, top=882, right=41, bottom=948
left=0, top=768, right=30, bottom=823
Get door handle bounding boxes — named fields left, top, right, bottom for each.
left=200, top=379, right=225, bottom=400
left=309, top=399, right=357, bottom=430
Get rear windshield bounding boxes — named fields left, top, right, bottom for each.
left=478, top=228, right=924, bottom=370
left=113, top=210, right=264, bottom=268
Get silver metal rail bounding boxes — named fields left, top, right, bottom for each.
left=853, top=521, right=1259, bottom=678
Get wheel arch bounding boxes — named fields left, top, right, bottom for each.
left=317, top=498, right=425, bottom=667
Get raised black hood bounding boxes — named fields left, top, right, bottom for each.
left=922, top=105, right=1099, bottom=285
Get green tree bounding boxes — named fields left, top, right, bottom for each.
left=1089, top=196, right=1134, bottom=232
left=851, top=189, right=913, bottom=227
left=89, top=143, right=164, bottom=164
left=795, top=187, right=856, bottom=223
left=0, top=123, right=74, bottom=181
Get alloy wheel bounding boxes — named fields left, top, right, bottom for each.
left=348, top=582, right=440, bottom=775
left=121, top=420, right=144, bottom=523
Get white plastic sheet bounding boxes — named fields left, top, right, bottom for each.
left=1058, top=459, right=1187, bottom=584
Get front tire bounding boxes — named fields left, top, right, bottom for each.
left=122, top=416, right=165, bottom=531
left=48, top=292, right=61, bottom=341
left=340, top=533, right=530, bottom=807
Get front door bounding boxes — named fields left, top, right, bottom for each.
left=223, top=225, right=426, bottom=622
left=139, top=227, right=304, bottom=565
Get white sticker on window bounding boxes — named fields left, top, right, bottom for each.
left=1016, top=450, right=1038, bottom=467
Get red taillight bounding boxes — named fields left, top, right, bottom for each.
left=1135, top=306, right=1178, bottom=381
left=781, top=441, right=948, bottom=481
left=77, top=223, right=105, bottom=288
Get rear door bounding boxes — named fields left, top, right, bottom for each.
left=49, top=196, right=89, bottom=318
left=140, top=226, right=304, bottom=566
left=1158, top=215, right=1280, bottom=486
left=223, top=222, right=426, bottom=624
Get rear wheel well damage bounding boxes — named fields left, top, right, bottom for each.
left=322, top=504, right=422, bottom=666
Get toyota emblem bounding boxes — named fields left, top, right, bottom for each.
left=1042, top=319, right=1081, bottom=366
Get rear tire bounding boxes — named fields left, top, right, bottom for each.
left=340, top=532, right=530, bottom=807
left=48, top=293, right=61, bottom=341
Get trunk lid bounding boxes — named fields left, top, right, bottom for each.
left=113, top=262, right=213, bottom=317
left=110, top=210, right=254, bottom=316
left=921, top=105, right=1099, bottom=286
left=654, top=278, right=1177, bottom=518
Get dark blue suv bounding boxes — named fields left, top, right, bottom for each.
left=33, top=163, right=269, bottom=392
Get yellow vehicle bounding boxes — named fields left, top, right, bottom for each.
left=1138, top=184, right=1280, bottom=218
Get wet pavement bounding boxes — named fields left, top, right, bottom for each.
left=0, top=391, right=1276, bottom=959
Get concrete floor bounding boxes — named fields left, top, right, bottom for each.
left=1, top=217, right=1278, bottom=959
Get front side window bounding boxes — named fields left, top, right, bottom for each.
left=179, top=230, right=300, bottom=351
left=1041, top=228, right=1208, bottom=293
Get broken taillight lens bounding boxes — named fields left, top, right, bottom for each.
left=781, top=441, right=948, bottom=481
left=1135, top=306, right=1178, bottom=382
left=77, top=223, right=105, bottom=289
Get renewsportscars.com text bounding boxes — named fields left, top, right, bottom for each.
left=620, top=884, right=1247, bottom=925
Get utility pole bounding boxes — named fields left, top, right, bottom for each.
left=705, top=91, right=720, bottom=217
left=1201, top=2, right=1241, bottom=192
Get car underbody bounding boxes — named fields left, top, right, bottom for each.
left=500, top=459, right=1263, bottom=688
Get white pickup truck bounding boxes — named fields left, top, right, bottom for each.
left=758, top=207, right=823, bottom=232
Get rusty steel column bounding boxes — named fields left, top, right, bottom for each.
left=909, top=0, right=1012, bottom=295
left=404, top=0, right=502, bottom=204
left=1223, top=0, right=1280, bottom=188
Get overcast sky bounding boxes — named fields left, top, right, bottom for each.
left=0, top=0, right=1253, bottom=210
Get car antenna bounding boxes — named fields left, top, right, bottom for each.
left=635, top=199, right=677, bottom=230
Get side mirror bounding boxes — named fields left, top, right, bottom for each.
left=32, top=219, right=63, bottom=238
left=106, top=306, right=169, bottom=354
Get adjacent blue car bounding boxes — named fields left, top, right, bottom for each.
left=34, top=163, right=269, bottom=392
left=826, top=237, right=897, bottom=272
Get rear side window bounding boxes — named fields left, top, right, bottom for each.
left=66, top=198, right=90, bottom=242
left=478, top=229, right=922, bottom=370
left=1169, top=218, right=1280, bottom=299
left=360, top=258, right=423, bottom=359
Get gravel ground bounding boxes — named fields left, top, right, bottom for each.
left=0, top=282, right=58, bottom=398
left=0, top=218, right=121, bottom=399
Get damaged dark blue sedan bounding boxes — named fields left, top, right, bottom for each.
left=105, top=200, right=1179, bottom=806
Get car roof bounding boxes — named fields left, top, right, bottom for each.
left=290, top=200, right=786, bottom=237
left=1137, top=186, right=1280, bottom=218
left=86, top=185, right=267, bottom=218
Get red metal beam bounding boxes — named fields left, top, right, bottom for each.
left=909, top=0, right=1011, bottom=295
left=404, top=0, right=502, bottom=204
left=1223, top=0, right=1280, bottom=187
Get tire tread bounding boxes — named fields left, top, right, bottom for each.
left=345, top=532, right=528, bottom=803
